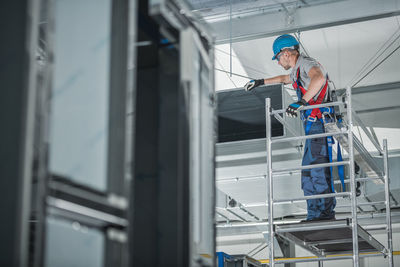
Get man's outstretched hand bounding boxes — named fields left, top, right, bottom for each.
left=244, top=79, right=264, bottom=91
left=286, top=99, right=307, bottom=117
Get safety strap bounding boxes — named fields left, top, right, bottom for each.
left=303, top=108, right=333, bottom=135
left=336, top=116, right=345, bottom=191
left=327, top=136, right=335, bottom=192
left=327, top=136, right=346, bottom=192
left=337, top=142, right=345, bottom=191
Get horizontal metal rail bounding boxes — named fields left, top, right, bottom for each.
left=338, top=177, right=384, bottom=183
left=216, top=171, right=304, bottom=184
left=262, top=252, right=386, bottom=265
left=272, top=130, right=348, bottom=144
left=358, top=201, right=386, bottom=207
left=306, top=238, right=353, bottom=246
left=271, top=101, right=344, bottom=115
left=239, top=200, right=388, bottom=209
left=216, top=211, right=400, bottom=229
left=356, top=177, right=384, bottom=182
left=273, top=161, right=350, bottom=175
left=218, top=175, right=383, bottom=185
left=274, top=192, right=350, bottom=203
left=47, top=197, right=128, bottom=227
left=339, top=201, right=386, bottom=208
left=275, top=225, right=345, bottom=233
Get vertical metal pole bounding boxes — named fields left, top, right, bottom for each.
left=266, top=98, right=274, bottom=267
left=229, top=0, right=232, bottom=77
left=383, top=139, right=394, bottom=267
left=0, top=0, right=40, bottom=265
left=346, top=86, right=359, bottom=267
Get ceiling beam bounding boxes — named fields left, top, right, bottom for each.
left=334, top=81, right=400, bottom=96
left=209, top=0, right=400, bottom=44
left=351, top=81, right=400, bottom=95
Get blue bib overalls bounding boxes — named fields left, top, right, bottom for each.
left=293, top=68, right=336, bottom=220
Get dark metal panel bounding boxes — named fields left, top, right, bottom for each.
left=131, top=37, right=190, bottom=267
left=0, top=0, right=40, bottom=266
left=106, top=0, right=137, bottom=265
left=107, top=0, right=137, bottom=219
left=132, top=2, right=216, bottom=266
left=130, top=3, right=161, bottom=263
left=130, top=67, right=160, bottom=267
left=157, top=46, right=190, bottom=266
left=131, top=2, right=191, bottom=265
left=107, top=0, right=132, bottom=195
left=217, top=84, right=284, bottom=142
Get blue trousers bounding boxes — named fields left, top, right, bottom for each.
left=302, top=120, right=336, bottom=220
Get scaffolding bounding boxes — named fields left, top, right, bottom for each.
left=264, top=86, right=394, bottom=266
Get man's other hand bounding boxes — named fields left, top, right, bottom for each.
left=286, top=99, right=307, bottom=117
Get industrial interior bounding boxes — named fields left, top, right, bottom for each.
left=1, top=0, right=400, bottom=266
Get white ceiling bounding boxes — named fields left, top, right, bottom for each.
left=215, top=15, right=400, bottom=91
left=189, top=0, right=334, bottom=23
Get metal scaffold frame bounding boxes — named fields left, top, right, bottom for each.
left=265, top=86, right=394, bottom=267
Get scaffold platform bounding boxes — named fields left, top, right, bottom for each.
left=274, top=219, right=386, bottom=257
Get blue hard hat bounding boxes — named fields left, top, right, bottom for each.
left=272, top=34, right=299, bottom=60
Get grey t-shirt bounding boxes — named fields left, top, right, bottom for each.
left=289, top=53, right=328, bottom=101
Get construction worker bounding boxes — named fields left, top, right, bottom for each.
left=244, top=34, right=336, bottom=221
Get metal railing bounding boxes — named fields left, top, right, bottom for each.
left=265, top=86, right=394, bottom=266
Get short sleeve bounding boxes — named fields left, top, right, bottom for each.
left=289, top=68, right=297, bottom=84
left=301, top=57, right=321, bottom=76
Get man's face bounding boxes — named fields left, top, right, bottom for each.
left=277, top=50, right=291, bottom=70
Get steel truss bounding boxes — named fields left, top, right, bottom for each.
left=265, top=86, right=394, bottom=266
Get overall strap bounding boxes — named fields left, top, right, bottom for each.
left=292, top=67, right=329, bottom=120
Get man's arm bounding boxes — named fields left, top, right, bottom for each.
left=264, top=74, right=291, bottom=85
left=244, top=74, right=290, bottom=91
left=302, top=66, right=326, bottom=102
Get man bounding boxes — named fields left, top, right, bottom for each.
left=244, top=34, right=336, bottom=221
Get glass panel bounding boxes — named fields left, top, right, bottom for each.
left=49, top=0, right=112, bottom=191
left=45, top=217, right=105, bottom=267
